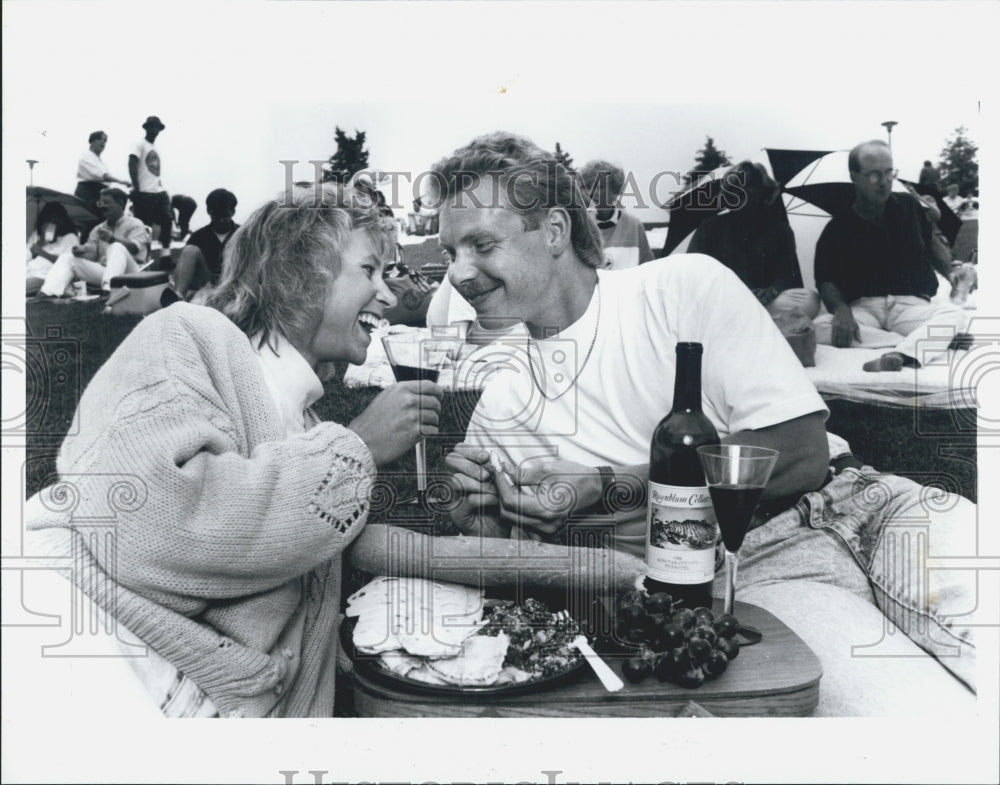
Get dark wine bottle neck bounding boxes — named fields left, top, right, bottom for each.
left=673, top=344, right=703, bottom=412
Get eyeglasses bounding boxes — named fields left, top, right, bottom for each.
left=859, top=168, right=898, bottom=185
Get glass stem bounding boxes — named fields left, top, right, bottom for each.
left=724, top=549, right=739, bottom=616
left=415, top=438, right=427, bottom=502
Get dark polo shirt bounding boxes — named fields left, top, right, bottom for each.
left=814, top=193, right=939, bottom=303
left=186, top=223, right=238, bottom=281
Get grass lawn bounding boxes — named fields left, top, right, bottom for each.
left=22, top=236, right=977, bottom=507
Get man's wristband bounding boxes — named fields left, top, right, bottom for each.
left=596, top=465, right=616, bottom=514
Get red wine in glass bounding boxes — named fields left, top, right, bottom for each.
left=708, top=484, right=766, bottom=552
left=387, top=365, right=440, bottom=384
left=381, top=334, right=459, bottom=509
left=697, top=445, right=779, bottom=616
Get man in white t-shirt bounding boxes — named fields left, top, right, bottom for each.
left=129, top=115, right=172, bottom=264
left=433, top=132, right=980, bottom=715
left=74, top=130, right=129, bottom=213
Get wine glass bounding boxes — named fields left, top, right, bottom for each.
left=696, top=444, right=779, bottom=616
left=381, top=331, right=461, bottom=507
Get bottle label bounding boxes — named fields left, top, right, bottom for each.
left=645, top=481, right=717, bottom=584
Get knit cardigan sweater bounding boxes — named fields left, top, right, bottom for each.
left=32, top=303, right=375, bottom=717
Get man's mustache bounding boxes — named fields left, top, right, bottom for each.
left=454, top=278, right=501, bottom=300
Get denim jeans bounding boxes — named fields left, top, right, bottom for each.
left=724, top=466, right=978, bottom=692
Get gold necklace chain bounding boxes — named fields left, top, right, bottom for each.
left=527, top=280, right=601, bottom=401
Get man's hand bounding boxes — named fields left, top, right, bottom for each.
left=830, top=306, right=860, bottom=348
left=493, top=457, right=602, bottom=538
left=347, top=380, right=442, bottom=466
left=71, top=244, right=88, bottom=256
left=442, top=444, right=506, bottom=537
left=29, top=243, right=42, bottom=257
left=95, top=226, right=114, bottom=243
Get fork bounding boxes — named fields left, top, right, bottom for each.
left=554, top=610, right=624, bottom=692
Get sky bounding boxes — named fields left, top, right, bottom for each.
left=1, top=2, right=989, bottom=233
left=2, top=2, right=999, bottom=783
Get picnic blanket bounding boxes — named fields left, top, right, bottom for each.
left=806, top=343, right=979, bottom=409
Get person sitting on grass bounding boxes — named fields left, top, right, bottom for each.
left=813, top=140, right=970, bottom=372
left=24, top=182, right=444, bottom=718
left=26, top=202, right=79, bottom=295
left=436, top=131, right=981, bottom=716
left=170, top=188, right=239, bottom=301
left=578, top=159, right=654, bottom=269
left=687, top=161, right=820, bottom=321
left=37, top=187, right=148, bottom=296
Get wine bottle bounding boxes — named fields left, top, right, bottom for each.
left=645, top=342, right=721, bottom=609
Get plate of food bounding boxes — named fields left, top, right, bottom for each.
left=341, top=576, right=592, bottom=696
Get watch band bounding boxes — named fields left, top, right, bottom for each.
left=596, top=465, right=616, bottom=514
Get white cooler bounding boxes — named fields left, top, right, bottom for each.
left=105, top=271, right=170, bottom=315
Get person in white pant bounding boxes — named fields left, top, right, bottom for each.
left=813, top=140, right=969, bottom=372
left=39, top=187, right=148, bottom=296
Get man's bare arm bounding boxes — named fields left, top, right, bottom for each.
left=506, top=411, right=831, bottom=525
left=818, top=281, right=860, bottom=348
left=128, top=155, right=140, bottom=192
left=723, top=411, right=830, bottom=500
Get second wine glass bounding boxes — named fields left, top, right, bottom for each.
left=696, top=444, right=779, bottom=616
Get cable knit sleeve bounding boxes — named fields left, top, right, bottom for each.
left=56, top=304, right=377, bottom=601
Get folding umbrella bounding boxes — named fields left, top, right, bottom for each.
left=26, top=186, right=100, bottom=239
left=658, top=164, right=745, bottom=257
left=764, top=148, right=831, bottom=187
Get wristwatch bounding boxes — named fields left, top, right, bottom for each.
left=596, top=465, right=616, bottom=514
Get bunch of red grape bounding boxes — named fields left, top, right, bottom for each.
left=615, top=590, right=740, bottom=688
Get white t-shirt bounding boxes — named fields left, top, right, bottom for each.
left=132, top=138, right=164, bottom=193
left=76, top=149, right=108, bottom=183
left=464, top=255, right=828, bottom=554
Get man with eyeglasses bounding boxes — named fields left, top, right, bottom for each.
left=813, top=139, right=968, bottom=372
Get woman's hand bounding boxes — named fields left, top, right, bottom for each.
left=348, top=380, right=442, bottom=465
left=493, top=457, right=602, bottom=538
left=443, top=444, right=507, bottom=537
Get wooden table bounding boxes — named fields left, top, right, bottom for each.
left=347, top=599, right=822, bottom=718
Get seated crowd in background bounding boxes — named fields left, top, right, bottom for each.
left=578, top=159, right=654, bottom=270
left=26, top=202, right=80, bottom=296
left=38, top=188, right=148, bottom=296
left=171, top=194, right=198, bottom=241
left=687, top=161, right=820, bottom=321
left=170, top=188, right=239, bottom=301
